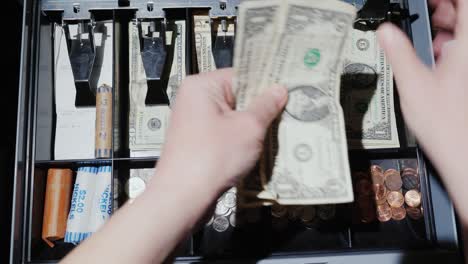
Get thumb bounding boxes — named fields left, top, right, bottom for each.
left=377, top=23, right=432, bottom=98
left=246, top=85, right=288, bottom=130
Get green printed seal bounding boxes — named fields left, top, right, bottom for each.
left=304, top=48, right=321, bottom=68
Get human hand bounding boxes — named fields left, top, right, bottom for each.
left=430, top=0, right=457, bottom=61
left=153, top=68, right=288, bottom=195
left=377, top=1, right=468, bottom=222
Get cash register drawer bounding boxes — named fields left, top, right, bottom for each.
left=10, top=0, right=464, bottom=263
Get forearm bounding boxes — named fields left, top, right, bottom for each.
left=61, top=170, right=218, bottom=263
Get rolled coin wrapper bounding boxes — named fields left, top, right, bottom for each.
left=89, top=166, right=113, bottom=232
left=95, top=84, right=113, bottom=158
left=42, top=169, right=73, bottom=247
left=65, top=167, right=97, bottom=244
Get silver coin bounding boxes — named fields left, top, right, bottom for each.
left=124, top=177, right=146, bottom=199
left=222, top=192, right=237, bottom=208
left=206, top=216, right=214, bottom=227
left=215, top=202, right=230, bottom=216
left=229, top=212, right=236, bottom=227
left=130, top=169, right=155, bottom=183
left=216, top=193, right=224, bottom=203
left=212, top=216, right=229, bottom=232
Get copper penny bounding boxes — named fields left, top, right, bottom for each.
left=376, top=203, right=392, bottom=222
left=402, top=171, right=420, bottom=190
left=406, top=207, right=423, bottom=220
left=384, top=168, right=398, bottom=179
left=373, top=184, right=387, bottom=204
left=402, top=167, right=418, bottom=175
left=371, top=164, right=383, bottom=175
left=356, top=178, right=372, bottom=196
left=387, top=191, right=405, bottom=208
left=404, top=190, right=421, bottom=207
left=371, top=171, right=385, bottom=185
left=384, top=169, right=403, bottom=191
left=370, top=165, right=385, bottom=185
left=391, top=206, right=406, bottom=221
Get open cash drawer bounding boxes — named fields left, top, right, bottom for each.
left=10, top=0, right=464, bottom=263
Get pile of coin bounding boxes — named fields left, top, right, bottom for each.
left=270, top=204, right=336, bottom=230
left=354, top=165, right=423, bottom=223
left=205, top=188, right=237, bottom=232
left=124, top=169, right=155, bottom=204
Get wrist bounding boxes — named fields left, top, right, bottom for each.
left=145, top=164, right=221, bottom=225
left=154, top=154, right=227, bottom=196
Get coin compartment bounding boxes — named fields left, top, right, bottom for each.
left=112, top=159, right=195, bottom=257
left=348, top=154, right=433, bottom=249
left=194, top=206, right=273, bottom=258
left=28, top=161, right=111, bottom=261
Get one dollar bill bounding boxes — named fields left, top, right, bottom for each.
left=341, top=29, right=400, bottom=149
left=234, top=0, right=356, bottom=205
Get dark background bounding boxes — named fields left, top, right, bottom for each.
left=1, top=0, right=23, bottom=262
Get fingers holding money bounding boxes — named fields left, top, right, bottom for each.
left=244, top=85, right=288, bottom=135
left=177, top=68, right=235, bottom=113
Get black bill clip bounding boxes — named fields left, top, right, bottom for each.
left=354, top=0, right=414, bottom=31
left=212, top=18, right=235, bottom=69
left=64, top=21, right=96, bottom=106
left=137, top=19, right=168, bottom=105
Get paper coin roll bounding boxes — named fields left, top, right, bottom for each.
left=42, top=168, right=73, bottom=247
left=95, top=84, right=113, bottom=158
